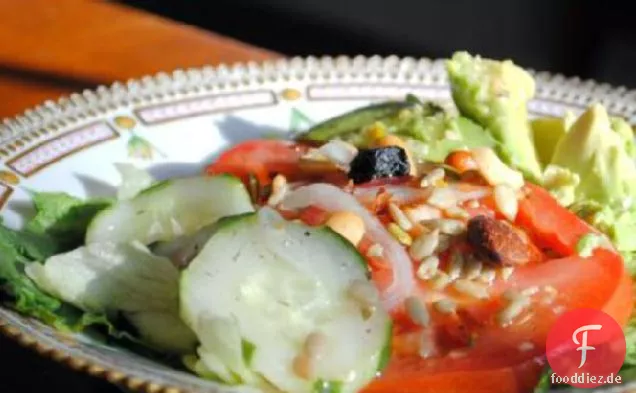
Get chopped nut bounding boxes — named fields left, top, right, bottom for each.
left=326, top=211, right=365, bottom=246
left=466, top=215, right=533, bottom=266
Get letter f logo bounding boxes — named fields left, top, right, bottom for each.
left=572, top=324, right=603, bottom=368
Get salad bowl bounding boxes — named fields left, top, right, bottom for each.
left=0, top=55, right=635, bottom=393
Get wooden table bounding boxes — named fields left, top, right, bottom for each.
left=0, top=0, right=279, bottom=119
left=0, top=2, right=277, bottom=392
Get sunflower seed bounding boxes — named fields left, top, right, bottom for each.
left=446, top=206, right=470, bottom=219
left=463, top=256, right=483, bottom=280
left=454, top=279, right=489, bottom=299
left=497, top=293, right=530, bottom=326
left=437, top=219, right=466, bottom=235
left=420, top=167, right=445, bottom=187
left=419, top=332, right=435, bottom=359
left=405, top=296, right=430, bottom=327
left=416, top=255, right=440, bottom=280
left=478, top=266, right=496, bottom=283
left=267, top=174, right=288, bottom=206
left=389, top=203, right=413, bottom=231
left=500, top=266, right=514, bottom=281
left=427, top=187, right=458, bottom=209
left=433, top=298, right=457, bottom=314
left=431, top=271, right=452, bottom=290
left=467, top=200, right=480, bottom=209
left=388, top=223, right=412, bottom=246
left=410, top=229, right=440, bottom=260
left=520, top=286, right=539, bottom=297
left=447, top=250, right=464, bottom=280
left=367, top=243, right=384, bottom=257
left=404, top=204, right=442, bottom=223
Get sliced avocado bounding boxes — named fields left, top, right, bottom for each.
left=446, top=51, right=543, bottom=181
left=530, top=112, right=576, bottom=166
left=550, top=104, right=636, bottom=204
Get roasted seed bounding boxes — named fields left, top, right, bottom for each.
left=437, top=219, right=466, bottom=235
left=267, top=174, right=288, bottom=206
left=434, top=299, right=457, bottom=314
left=421, top=167, right=445, bottom=187
left=419, top=331, right=435, bottom=359
left=453, top=279, right=489, bottom=299
left=416, top=255, right=440, bottom=280
left=427, top=187, right=458, bottom=209
left=497, top=293, right=530, bottom=326
left=404, top=204, right=442, bottom=223
left=467, top=200, right=480, bottom=209
left=410, top=229, right=440, bottom=260
left=446, top=206, right=470, bottom=219
left=437, top=234, right=452, bottom=253
left=431, top=271, right=452, bottom=290
left=520, top=286, right=539, bottom=297
left=367, top=243, right=384, bottom=257
left=463, top=256, right=483, bottom=280
left=389, top=202, right=413, bottom=231
left=478, top=266, right=496, bottom=283
left=447, top=250, right=464, bottom=280
left=326, top=211, right=365, bottom=246
left=500, top=266, right=514, bottom=281
left=388, top=223, right=412, bottom=245
left=405, top=296, right=430, bottom=326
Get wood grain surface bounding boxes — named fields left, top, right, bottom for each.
left=0, top=2, right=277, bottom=392
left=0, top=0, right=279, bottom=118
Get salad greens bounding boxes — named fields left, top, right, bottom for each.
left=0, top=192, right=109, bottom=330
left=26, top=241, right=197, bottom=353
left=0, top=50, right=635, bottom=393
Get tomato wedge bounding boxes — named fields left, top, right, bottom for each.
left=205, top=141, right=633, bottom=393
left=205, top=140, right=310, bottom=185
left=362, top=182, right=633, bottom=393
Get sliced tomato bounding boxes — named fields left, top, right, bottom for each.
left=205, top=140, right=310, bottom=185
left=363, top=181, right=633, bottom=393
left=516, top=183, right=599, bottom=256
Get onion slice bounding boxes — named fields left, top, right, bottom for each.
left=281, top=183, right=416, bottom=310
left=353, top=184, right=491, bottom=206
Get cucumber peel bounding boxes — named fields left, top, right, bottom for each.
left=86, top=174, right=254, bottom=245
left=181, top=208, right=391, bottom=393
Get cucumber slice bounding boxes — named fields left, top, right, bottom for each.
left=181, top=208, right=391, bottom=393
left=86, top=175, right=254, bottom=245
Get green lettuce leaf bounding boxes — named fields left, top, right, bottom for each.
left=25, top=191, right=111, bottom=251
left=26, top=241, right=196, bottom=353
left=0, top=192, right=111, bottom=332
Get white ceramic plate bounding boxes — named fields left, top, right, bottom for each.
left=0, top=56, right=634, bottom=393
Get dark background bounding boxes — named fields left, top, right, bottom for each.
left=3, top=1, right=636, bottom=392
left=120, top=0, right=636, bottom=88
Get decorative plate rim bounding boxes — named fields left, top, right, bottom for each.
left=1, top=55, right=634, bottom=393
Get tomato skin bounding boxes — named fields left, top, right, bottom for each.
left=516, top=183, right=597, bottom=256
left=205, top=140, right=309, bottom=185
left=364, top=181, right=633, bottom=393
left=298, top=206, right=329, bottom=226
